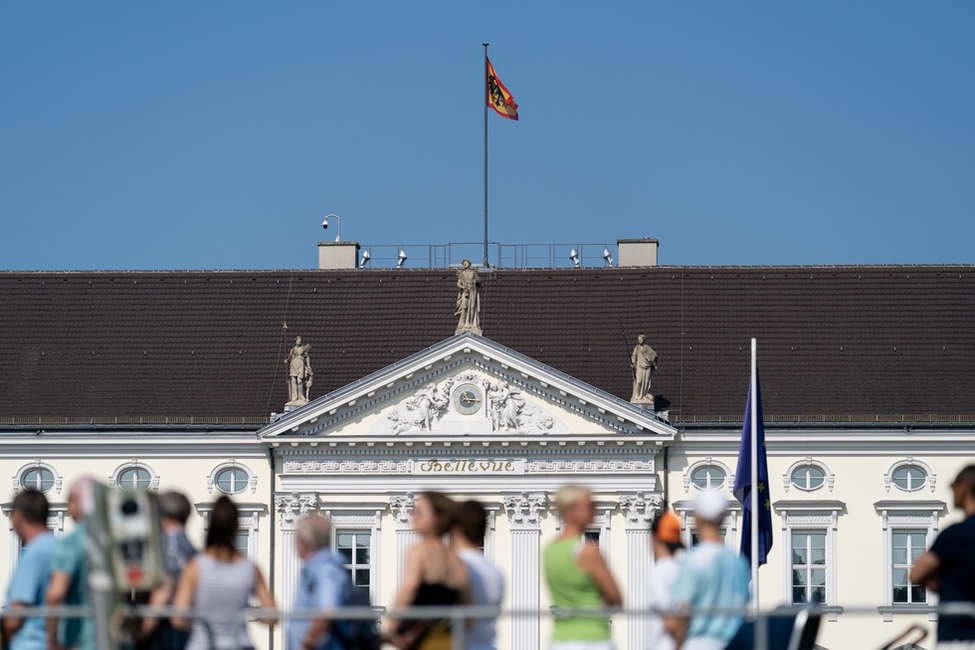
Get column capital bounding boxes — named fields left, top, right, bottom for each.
left=274, top=491, right=319, bottom=530
left=619, top=491, right=662, bottom=530
left=503, top=491, right=547, bottom=530
left=389, top=492, right=417, bottom=530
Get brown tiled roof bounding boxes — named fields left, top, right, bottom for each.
left=1, top=266, right=973, bottom=425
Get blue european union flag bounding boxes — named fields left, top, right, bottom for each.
left=733, top=374, right=773, bottom=567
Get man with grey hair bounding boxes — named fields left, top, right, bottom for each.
left=144, top=491, right=196, bottom=650
left=289, top=514, right=356, bottom=650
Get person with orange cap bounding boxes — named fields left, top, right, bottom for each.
left=646, top=510, right=684, bottom=650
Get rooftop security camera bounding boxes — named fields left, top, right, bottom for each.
left=322, top=218, right=329, bottom=229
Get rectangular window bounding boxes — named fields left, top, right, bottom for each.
left=891, top=530, right=926, bottom=604
left=337, top=530, right=371, bottom=598
left=234, top=530, right=250, bottom=557
left=791, top=530, right=827, bottom=604
left=689, top=529, right=727, bottom=547
left=583, top=530, right=600, bottom=545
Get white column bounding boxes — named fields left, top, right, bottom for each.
left=503, top=492, right=547, bottom=650
left=619, top=492, right=661, bottom=650
left=389, top=493, right=420, bottom=588
left=274, top=491, right=319, bottom=612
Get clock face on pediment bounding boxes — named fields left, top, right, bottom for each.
left=452, top=383, right=483, bottom=415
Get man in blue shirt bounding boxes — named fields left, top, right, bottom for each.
left=3, top=489, right=57, bottom=650
left=911, top=465, right=975, bottom=646
left=666, top=490, right=750, bottom=650
left=289, top=514, right=356, bottom=650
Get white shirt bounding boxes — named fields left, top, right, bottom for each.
left=457, top=548, right=505, bottom=650
left=646, top=555, right=680, bottom=650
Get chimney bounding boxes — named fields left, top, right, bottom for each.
left=617, top=238, right=659, bottom=267
left=317, top=241, right=361, bottom=270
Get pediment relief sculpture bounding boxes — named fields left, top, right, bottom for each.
left=371, top=372, right=569, bottom=435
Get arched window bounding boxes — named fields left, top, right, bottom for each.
left=784, top=460, right=833, bottom=493
left=207, top=462, right=255, bottom=495
left=21, top=467, right=56, bottom=493
left=892, top=466, right=926, bottom=492
left=110, top=462, right=158, bottom=492
left=215, top=467, right=249, bottom=495
left=885, top=459, right=936, bottom=494
left=14, top=463, right=61, bottom=495
left=691, top=465, right=727, bottom=491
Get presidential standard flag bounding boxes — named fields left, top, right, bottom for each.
left=487, top=58, right=519, bottom=121
left=733, top=373, right=773, bottom=566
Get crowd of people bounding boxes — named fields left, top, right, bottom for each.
left=2, top=467, right=975, bottom=650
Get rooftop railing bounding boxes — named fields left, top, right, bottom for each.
left=357, top=242, right=618, bottom=269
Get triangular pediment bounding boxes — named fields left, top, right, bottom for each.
left=259, top=334, right=676, bottom=441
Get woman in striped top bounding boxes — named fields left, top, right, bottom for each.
left=173, top=496, right=276, bottom=650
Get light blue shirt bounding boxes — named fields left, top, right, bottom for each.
left=6, top=531, right=57, bottom=650
left=671, top=541, right=750, bottom=644
left=458, top=548, right=504, bottom=650
left=51, top=524, right=94, bottom=650
left=288, top=548, right=354, bottom=650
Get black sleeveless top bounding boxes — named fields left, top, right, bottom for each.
left=396, top=581, right=462, bottom=635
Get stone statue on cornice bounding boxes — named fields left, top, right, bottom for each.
left=630, top=334, right=657, bottom=406
left=286, top=336, right=313, bottom=406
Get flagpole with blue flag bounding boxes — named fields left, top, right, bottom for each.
left=733, top=338, right=773, bottom=616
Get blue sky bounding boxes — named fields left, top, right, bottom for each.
left=1, top=2, right=973, bottom=270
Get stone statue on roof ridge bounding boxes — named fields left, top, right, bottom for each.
left=455, top=259, right=482, bottom=336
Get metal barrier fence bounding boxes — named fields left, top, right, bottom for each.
left=4, top=602, right=975, bottom=650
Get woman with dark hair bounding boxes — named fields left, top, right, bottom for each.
left=173, top=496, right=275, bottom=650
left=388, top=491, right=470, bottom=650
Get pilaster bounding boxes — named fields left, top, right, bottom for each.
left=274, top=491, right=319, bottom=612
left=389, top=492, right=420, bottom=588
left=503, top=492, right=547, bottom=650
left=619, top=491, right=662, bottom=650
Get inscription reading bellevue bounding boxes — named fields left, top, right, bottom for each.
left=417, top=459, right=518, bottom=474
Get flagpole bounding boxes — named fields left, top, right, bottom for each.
left=750, top=337, right=760, bottom=614
left=482, top=43, right=490, bottom=269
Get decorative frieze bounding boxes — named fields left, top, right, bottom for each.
left=526, top=459, right=654, bottom=474
left=281, top=456, right=655, bottom=476
left=283, top=459, right=410, bottom=474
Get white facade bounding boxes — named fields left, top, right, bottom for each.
left=1, top=334, right=970, bottom=650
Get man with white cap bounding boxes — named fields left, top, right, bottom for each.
left=665, top=489, right=749, bottom=650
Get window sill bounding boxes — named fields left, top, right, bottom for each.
left=877, top=605, right=937, bottom=622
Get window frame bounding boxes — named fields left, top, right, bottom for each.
left=774, top=500, right=845, bottom=621
left=874, top=500, right=946, bottom=621
left=14, top=462, right=62, bottom=495
left=195, top=502, right=265, bottom=563
left=335, top=528, right=373, bottom=599
left=783, top=459, right=834, bottom=493
left=885, top=459, right=936, bottom=494
left=109, top=462, right=159, bottom=493
left=323, top=506, right=384, bottom=606
left=207, top=462, right=257, bottom=496
left=683, top=458, right=733, bottom=493
left=673, top=499, right=740, bottom=551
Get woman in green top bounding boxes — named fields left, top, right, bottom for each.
left=543, top=486, right=623, bottom=649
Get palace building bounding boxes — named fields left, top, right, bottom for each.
left=1, top=238, right=973, bottom=649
